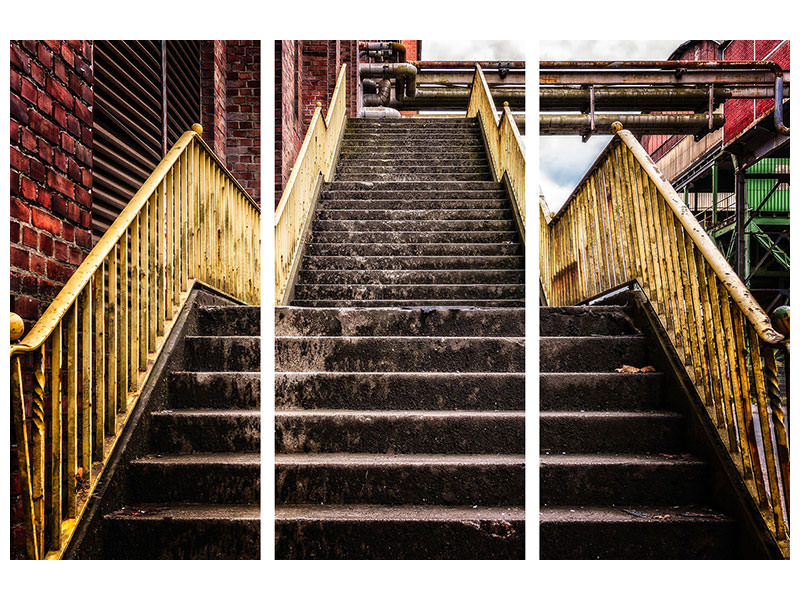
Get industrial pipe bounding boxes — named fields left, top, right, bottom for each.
left=361, top=106, right=402, bottom=119
left=363, top=77, right=392, bottom=107
left=385, top=87, right=525, bottom=110
left=412, top=60, right=525, bottom=69
left=540, top=87, right=732, bottom=111
left=360, top=62, right=417, bottom=100
left=774, top=75, right=790, bottom=134
left=359, top=41, right=406, bottom=63
left=540, top=113, right=724, bottom=136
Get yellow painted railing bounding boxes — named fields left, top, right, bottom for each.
left=540, top=125, right=789, bottom=557
left=275, top=64, right=347, bottom=304
left=467, top=63, right=526, bottom=231
left=10, top=124, right=260, bottom=559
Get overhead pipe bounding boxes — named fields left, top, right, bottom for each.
left=362, top=77, right=392, bottom=107
left=359, top=41, right=406, bottom=63
left=774, top=75, right=790, bottom=134
left=540, top=87, right=732, bottom=111
left=361, top=106, right=402, bottom=119
left=360, top=62, right=418, bottom=101
left=413, top=60, right=525, bottom=69
left=540, top=113, right=724, bottom=137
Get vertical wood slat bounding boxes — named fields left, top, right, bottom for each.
left=149, top=191, right=158, bottom=351
left=49, top=323, right=62, bottom=551
left=119, top=232, right=129, bottom=411
left=131, top=218, right=140, bottom=391
left=81, top=285, right=93, bottom=474
left=94, top=263, right=106, bottom=459
left=157, top=180, right=166, bottom=336
left=107, top=247, right=118, bottom=434
left=166, top=167, right=174, bottom=316
left=11, top=356, right=39, bottom=559
left=66, top=305, right=78, bottom=518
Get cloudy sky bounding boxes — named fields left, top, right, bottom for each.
left=540, top=40, right=683, bottom=210
left=423, top=40, right=525, bottom=61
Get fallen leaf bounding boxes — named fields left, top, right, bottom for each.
left=615, top=364, right=656, bottom=373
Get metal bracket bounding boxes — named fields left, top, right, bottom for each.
left=497, top=61, right=509, bottom=78
left=582, top=85, right=596, bottom=142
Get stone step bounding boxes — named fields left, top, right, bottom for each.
left=150, top=409, right=260, bottom=453
left=293, top=283, right=524, bottom=301
left=315, top=208, right=513, bottom=221
left=301, top=254, right=525, bottom=271
left=297, top=268, right=524, bottom=285
left=196, top=305, right=260, bottom=337
left=339, top=150, right=489, bottom=160
left=291, top=299, right=526, bottom=308
left=539, top=372, right=664, bottom=411
left=321, top=189, right=507, bottom=200
left=540, top=453, right=708, bottom=506
left=275, top=336, right=525, bottom=372
left=319, top=199, right=509, bottom=211
left=539, top=506, right=735, bottom=559
left=184, top=336, right=260, bottom=371
left=540, top=335, right=649, bottom=372
left=347, top=117, right=477, bottom=126
left=540, top=411, right=684, bottom=453
left=306, top=242, right=523, bottom=257
left=337, top=163, right=491, bottom=173
left=168, top=372, right=261, bottom=409
left=335, top=172, right=492, bottom=182
left=325, top=181, right=503, bottom=192
left=540, top=306, right=638, bottom=337
left=276, top=410, right=525, bottom=454
left=342, top=135, right=484, bottom=143
left=275, top=372, right=525, bottom=411
left=275, top=453, right=525, bottom=505
left=274, top=307, right=525, bottom=337
left=275, top=505, right=524, bottom=559
left=313, top=219, right=516, bottom=232
left=337, top=158, right=490, bottom=168
left=311, top=230, right=517, bottom=243
left=128, top=453, right=260, bottom=504
left=104, top=503, right=260, bottom=559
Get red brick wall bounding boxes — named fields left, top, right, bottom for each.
left=641, top=40, right=720, bottom=159
left=722, top=40, right=790, bottom=144
left=200, top=40, right=227, bottom=160
left=275, top=40, right=359, bottom=205
left=10, top=39, right=94, bottom=560
left=10, top=40, right=94, bottom=327
left=225, top=40, right=260, bottom=204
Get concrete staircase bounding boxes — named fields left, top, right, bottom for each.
left=276, top=117, right=525, bottom=559
left=539, top=305, right=736, bottom=559
left=103, top=305, right=260, bottom=559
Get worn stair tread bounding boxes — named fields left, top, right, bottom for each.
left=539, top=505, right=731, bottom=523
left=539, top=452, right=704, bottom=465
left=132, top=452, right=260, bottom=466
left=152, top=408, right=261, bottom=418
left=275, top=453, right=525, bottom=466
left=276, top=409, right=524, bottom=418
left=106, top=503, right=260, bottom=521
left=540, top=410, right=682, bottom=419
left=276, top=504, right=524, bottom=522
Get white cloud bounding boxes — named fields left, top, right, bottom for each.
left=423, top=40, right=525, bottom=61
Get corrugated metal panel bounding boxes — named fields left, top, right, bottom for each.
left=747, top=158, right=790, bottom=213
left=92, top=40, right=201, bottom=241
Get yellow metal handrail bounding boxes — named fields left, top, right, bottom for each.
left=275, top=64, right=348, bottom=304
left=467, top=63, right=526, bottom=231
left=10, top=124, right=260, bottom=559
left=540, top=126, right=789, bottom=557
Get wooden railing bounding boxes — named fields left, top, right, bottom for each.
left=10, top=124, right=260, bottom=559
left=540, top=125, right=789, bottom=557
left=275, top=64, right=348, bottom=304
left=467, top=63, right=526, bottom=232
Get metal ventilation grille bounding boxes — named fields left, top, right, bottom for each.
left=92, top=40, right=201, bottom=241
left=166, top=40, right=201, bottom=146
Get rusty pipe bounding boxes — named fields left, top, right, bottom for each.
left=774, top=75, right=790, bottom=135
left=540, top=60, right=784, bottom=74
left=363, top=77, right=392, bottom=107
left=359, top=41, right=407, bottom=63
left=540, top=113, right=724, bottom=136
left=540, top=87, right=731, bottom=111
left=413, top=60, right=525, bottom=69
left=360, top=62, right=417, bottom=100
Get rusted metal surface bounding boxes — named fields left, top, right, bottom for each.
left=540, top=114, right=724, bottom=136
left=541, top=71, right=789, bottom=86
left=540, top=128, right=789, bottom=557
left=541, top=87, right=732, bottom=111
